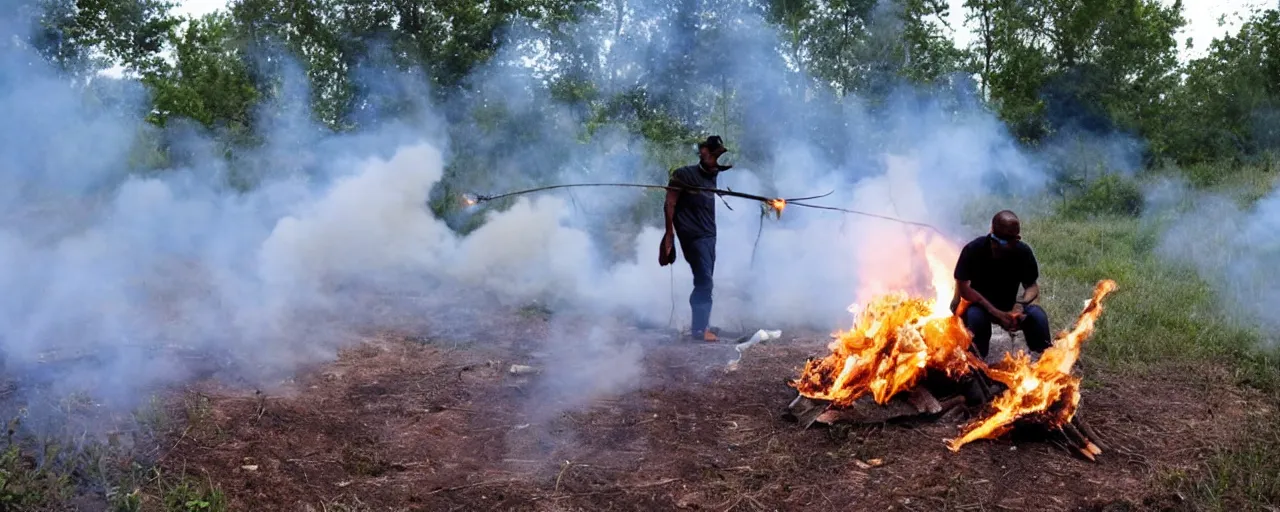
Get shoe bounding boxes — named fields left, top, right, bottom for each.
left=690, top=330, right=720, bottom=342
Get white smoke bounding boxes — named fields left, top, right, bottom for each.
left=1153, top=177, right=1280, bottom=344
left=0, top=0, right=1069, bottom=421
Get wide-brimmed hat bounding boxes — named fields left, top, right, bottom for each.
left=697, top=135, right=729, bottom=154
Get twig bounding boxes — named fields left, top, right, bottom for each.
left=720, top=495, right=745, bottom=512
left=154, top=426, right=191, bottom=463
left=626, top=477, right=679, bottom=488
left=425, top=479, right=520, bottom=495
left=554, top=460, right=573, bottom=494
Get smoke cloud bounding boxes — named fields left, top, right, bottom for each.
left=1151, top=176, right=1280, bottom=344
left=0, top=0, right=1065, bottom=422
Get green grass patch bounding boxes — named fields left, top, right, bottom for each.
left=1023, top=215, right=1271, bottom=375
left=1021, top=210, right=1280, bottom=511
left=1167, top=418, right=1280, bottom=511
left=0, top=391, right=230, bottom=512
left=1057, top=173, right=1145, bottom=219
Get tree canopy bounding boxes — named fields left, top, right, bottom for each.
left=10, top=0, right=1280, bottom=175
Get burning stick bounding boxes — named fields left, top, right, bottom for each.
left=945, top=280, right=1119, bottom=453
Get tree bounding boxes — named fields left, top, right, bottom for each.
left=1160, top=8, right=1280, bottom=164
left=143, top=12, right=259, bottom=132
left=26, top=0, right=179, bottom=77
left=963, top=0, right=1185, bottom=143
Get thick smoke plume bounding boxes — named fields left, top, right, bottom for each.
left=0, top=0, right=1065, bottom=422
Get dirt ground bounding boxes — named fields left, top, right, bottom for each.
left=157, top=311, right=1268, bottom=512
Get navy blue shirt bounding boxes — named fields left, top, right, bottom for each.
left=668, top=163, right=719, bottom=240
left=953, top=235, right=1039, bottom=312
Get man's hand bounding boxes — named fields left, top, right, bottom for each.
left=659, top=232, right=675, bottom=266
left=1008, top=303, right=1027, bottom=332
left=989, top=308, right=1018, bottom=332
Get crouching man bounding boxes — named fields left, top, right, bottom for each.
left=951, top=210, right=1051, bottom=359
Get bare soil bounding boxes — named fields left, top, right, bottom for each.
left=157, top=313, right=1267, bottom=512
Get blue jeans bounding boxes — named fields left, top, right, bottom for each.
left=963, top=304, right=1050, bottom=358
left=679, top=235, right=715, bottom=335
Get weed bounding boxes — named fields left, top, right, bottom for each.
left=154, top=469, right=228, bottom=512
left=340, top=443, right=389, bottom=477
left=1023, top=183, right=1280, bottom=511
left=517, top=301, right=554, bottom=321
left=0, top=436, right=73, bottom=507
left=182, top=392, right=223, bottom=445
left=1024, top=215, right=1270, bottom=377
left=1059, top=173, right=1145, bottom=219
left=1168, top=415, right=1280, bottom=511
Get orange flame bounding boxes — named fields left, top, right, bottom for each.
left=768, top=199, right=786, bottom=217
left=789, top=233, right=982, bottom=406
left=946, top=279, right=1119, bottom=452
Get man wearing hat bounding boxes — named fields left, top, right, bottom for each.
left=660, top=136, right=733, bottom=342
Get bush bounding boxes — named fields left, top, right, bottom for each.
left=1059, top=173, right=1144, bottom=218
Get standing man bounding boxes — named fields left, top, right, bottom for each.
left=660, top=136, right=732, bottom=342
left=951, top=210, right=1052, bottom=359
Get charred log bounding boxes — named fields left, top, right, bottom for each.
left=1075, top=416, right=1111, bottom=453
left=782, top=394, right=831, bottom=429
left=907, top=386, right=942, bottom=414
left=787, top=386, right=972, bottom=427
left=812, top=395, right=921, bottom=425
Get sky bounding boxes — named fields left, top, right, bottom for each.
left=174, top=0, right=1267, bottom=62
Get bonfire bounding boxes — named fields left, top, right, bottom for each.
left=786, top=233, right=1119, bottom=459
left=790, top=234, right=979, bottom=406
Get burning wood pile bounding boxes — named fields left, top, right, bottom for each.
left=784, top=235, right=1119, bottom=461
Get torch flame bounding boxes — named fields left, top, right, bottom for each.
left=768, top=199, right=786, bottom=218
left=945, top=279, right=1119, bottom=452
left=789, top=233, right=982, bottom=406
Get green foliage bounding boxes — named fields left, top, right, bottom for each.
left=155, top=471, right=228, bottom=512
left=143, top=12, right=259, bottom=130
left=964, top=0, right=1186, bottom=142
left=0, top=394, right=233, bottom=512
left=0, top=422, right=73, bottom=508
left=767, top=0, right=964, bottom=98
left=1159, top=9, right=1280, bottom=164
left=1058, top=173, right=1144, bottom=218
left=29, top=0, right=179, bottom=76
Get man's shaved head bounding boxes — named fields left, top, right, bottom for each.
left=990, top=210, right=1021, bottom=243
left=992, top=210, right=1019, bottom=231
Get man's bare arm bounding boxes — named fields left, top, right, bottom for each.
left=663, top=188, right=679, bottom=236
left=1021, top=282, right=1040, bottom=305
left=958, top=280, right=999, bottom=314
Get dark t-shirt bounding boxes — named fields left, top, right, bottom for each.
left=953, top=235, right=1039, bottom=312
left=668, top=164, right=718, bottom=240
